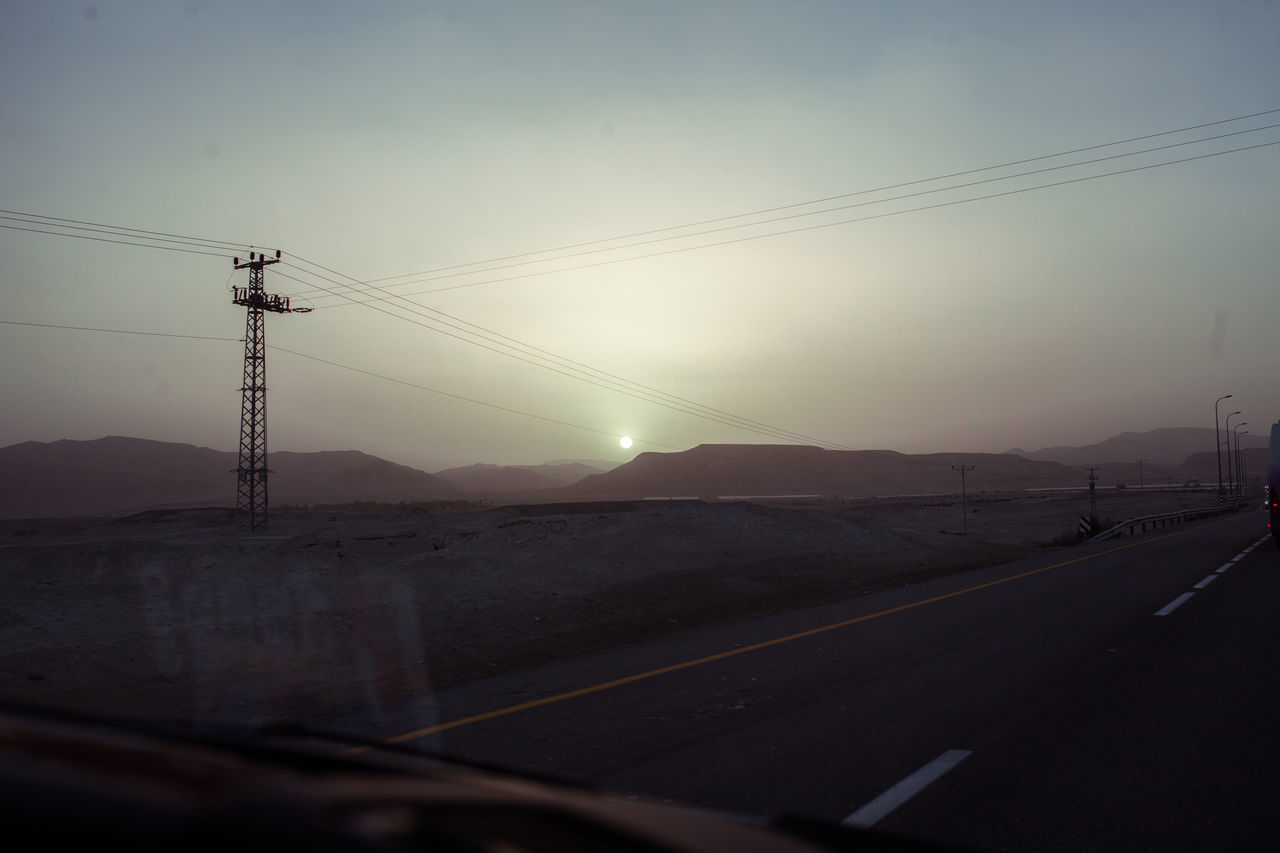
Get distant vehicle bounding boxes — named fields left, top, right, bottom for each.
left=1269, top=422, right=1280, bottom=544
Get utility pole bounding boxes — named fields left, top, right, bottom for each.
left=1088, top=467, right=1098, bottom=521
left=1242, top=436, right=1250, bottom=496
left=1235, top=435, right=1243, bottom=497
left=952, top=465, right=974, bottom=535
left=1235, top=427, right=1249, bottom=498
left=1225, top=438, right=1235, bottom=496
left=1137, top=458, right=1145, bottom=501
left=1224, top=411, right=1242, bottom=499
left=231, top=249, right=309, bottom=530
left=1215, top=394, right=1232, bottom=503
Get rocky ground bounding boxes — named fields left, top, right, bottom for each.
left=0, top=489, right=1221, bottom=728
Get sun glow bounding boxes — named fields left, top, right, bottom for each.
left=620, top=436, right=633, bottom=449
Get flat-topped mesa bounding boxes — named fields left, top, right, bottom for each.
left=564, top=444, right=1083, bottom=500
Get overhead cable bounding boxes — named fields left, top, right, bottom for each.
left=302, top=108, right=1280, bottom=298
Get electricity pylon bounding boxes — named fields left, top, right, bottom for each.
left=231, top=249, right=309, bottom=530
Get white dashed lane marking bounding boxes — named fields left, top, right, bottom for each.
left=1156, top=536, right=1268, bottom=616
left=1154, top=592, right=1195, bottom=616
left=843, top=749, right=973, bottom=828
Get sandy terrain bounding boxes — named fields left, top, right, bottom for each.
left=0, top=490, right=1223, bottom=728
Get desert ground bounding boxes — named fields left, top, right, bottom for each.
left=0, top=489, right=1227, bottom=728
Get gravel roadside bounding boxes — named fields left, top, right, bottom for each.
left=0, top=490, right=1228, bottom=726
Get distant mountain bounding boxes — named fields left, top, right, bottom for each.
left=1014, top=427, right=1268, bottom=467
left=563, top=444, right=1083, bottom=499
left=1171, top=447, right=1268, bottom=488
left=543, top=458, right=620, bottom=470
left=267, top=450, right=461, bottom=505
left=0, top=437, right=460, bottom=518
left=434, top=464, right=555, bottom=492
left=522, top=462, right=608, bottom=486
left=433, top=461, right=608, bottom=495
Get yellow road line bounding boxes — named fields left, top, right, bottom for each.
left=342, top=518, right=1229, bottom=755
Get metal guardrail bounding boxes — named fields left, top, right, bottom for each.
left=1086, top=499, right=1246, bottom=543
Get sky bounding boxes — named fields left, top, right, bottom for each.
left=1, top=1, right=1278, bottom=471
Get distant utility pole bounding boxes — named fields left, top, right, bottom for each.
left=1235, top=427, right=1249, bottom=498
left=1234, top=434, right=1243, bottom=497
left=1088, top=467, right=1098, bottom=520
left=1215, top=394, right=1232, bottom=503
left=231, top=249, right=310, bottom=531
left=1224, top=408, right=1242, bottom=502
left=1137, top=459, right=1145, bottom=500
left=952, top=465, right=974, bottom=535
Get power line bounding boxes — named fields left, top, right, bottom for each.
left=266, top=290, right=1010, bottom=475
left=495, top=120, right=1279, bottom=279
left=332, top=122, right=1269, bottom=298
left=0, top=209, right=248, bottom=251
left=1, top=317, right=667, bottom=449
left=0, top=204, right=857, bottom=447
left=4, top=125, right=1273, bottom=306
left=0, top=319, right=237, bottom=342
left=270, top=343, right=649, bottom=445
left=2, top=317, right=1001, bottom=481
left=0, top=318, right=643, bottom=440
left=339, top=137, right=1280, bottom=302
left=0, top=318, right=855, bottom=475
left=269, top=265, right=853, bottom=449
left=4, top=116, right=1275, bottom=457
left=355, top=106, right=1280, bottom=289
left=261, top=346, right=966, bottom=480
left=0, top=207, right=983, bottom=451
left=0, top=222, right=237, bottom=258
left=0, top=213, right=862, bottom=448
left=265, top=128, right=1280, bottom=452
left=4, top=108, right=1276, bottom=285
left=280, top=254, right=855, bottom=449
left=268, top=134, right=1280, bottom=451
left=305, top=108, right=1280, bottom=298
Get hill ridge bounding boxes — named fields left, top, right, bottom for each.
left=0, top=437, right=460, bottom=518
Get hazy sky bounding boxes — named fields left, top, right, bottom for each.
left=2, top=1, right=1278, bottom=470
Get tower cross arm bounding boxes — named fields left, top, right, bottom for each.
left=231, top=289, right=295, bottom=313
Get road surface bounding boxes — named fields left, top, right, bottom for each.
left=322, top=509, right=1278, bottom=851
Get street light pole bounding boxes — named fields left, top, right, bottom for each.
left=1215, top=394, right=1232, bottom=502
left=1235, top=426, right=1248, bottom=497
left=1226, top=411, right=1242, bottom=497
left=1242, top=431, right=1250, bottom=497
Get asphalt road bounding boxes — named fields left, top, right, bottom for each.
left=325, top=508, right=1278, bottom=851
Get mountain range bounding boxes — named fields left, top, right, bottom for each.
left=0, top=437, right=461, bottom=518
left=432, top=462, right=607, bottom=493
left=565, top=445, right=1080, bottom=499
left=1010, top=426, right=1267, bottom=466
left=0, top=428, right=1269, bottom=518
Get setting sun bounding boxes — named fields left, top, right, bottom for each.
left=620, top=436, right=632, bottom=449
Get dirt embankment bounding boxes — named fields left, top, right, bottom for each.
left=0, top=491, right=1219, bottom=726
